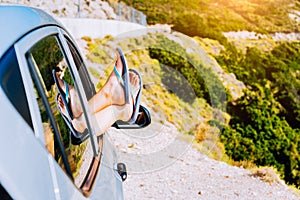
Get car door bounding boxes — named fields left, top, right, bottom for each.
left=0, top=45, right=58, bottom=200
left=14, top=25, right=103, bottom=199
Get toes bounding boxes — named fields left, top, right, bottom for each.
left=129, top=71, right=140, bottom=97
left=58, top=96, right=65, bottom=109
left=56, top=72, right=66, bottom=91
left=59, top=99, right=64, bottom=108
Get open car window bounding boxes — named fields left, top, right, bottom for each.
left=65, top=38, right=96, bottom=100
left=26, top=35, right=93, bottom=188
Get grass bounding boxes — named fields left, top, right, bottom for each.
left=88, top=67, right=100, bottom=78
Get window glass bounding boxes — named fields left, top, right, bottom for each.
left=0, top=184, right=12, bottom=200
left=26, top=35, right=92, bottom=187
left=0, top=47, right=32, bottom=129
left=66, top=39, right=96, bottom=100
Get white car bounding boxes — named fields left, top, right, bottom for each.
left=0, top=5, right=150, bottom=200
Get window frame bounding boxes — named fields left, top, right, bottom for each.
left=58, top=29, right=99, bottom=156
left=14, top=27, right=57, bottom=144
left=64, top=34, right=96, bottom=100
left=26, top=51, right=74, bottom=179
left=0, top=46, right=33, bottom=129
left=13, top=26, right=106, bottom=193
left=14, top=26, right=99, bottom=157
left=15, top=27, right=76, bottom=180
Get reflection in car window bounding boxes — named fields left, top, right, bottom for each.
left=26, top=35, right=91, bottom=187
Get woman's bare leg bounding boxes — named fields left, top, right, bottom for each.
left=55, top=73, right=83, bottom=118
left=87, top=50, right=128, bottom=113
left=59, top=99, right=131, bottom=134
left=56, top=50, right=131, bottom=117
left=58, top=71, right=141, bottom=134
left=94, top=103, right=135, bottom=135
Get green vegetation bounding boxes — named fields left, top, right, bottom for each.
left=121, top=0, right=299, bottom=33
left=86, top=31, right=300, bottom=186
left=96, top=0, right=300, bottom=187
left=148, top=34, right=225, bottom=107
left=216, top=42, right=300, bottom=186
left=85, top=33, right=227, bottom=158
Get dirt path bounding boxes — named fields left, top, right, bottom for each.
left=106, top=125, right=299, bottom=200
left=122, top=147, right=299, bottom=200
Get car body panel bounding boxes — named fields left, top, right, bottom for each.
left=0, top=87, right=57, bottom=199
left=0, top=6, right=59, bottom=58
left=0, top=90, right=87, bottom=199
left=90, top=135, right=124, bottom=200
left=13, top=26, right=60, bottom=145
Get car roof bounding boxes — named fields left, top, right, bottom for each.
left=0, top=5, right=61, bottom=58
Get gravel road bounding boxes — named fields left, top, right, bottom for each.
left=106, top=123, right=299, bottom=200
left=122, top=146, right=299, bottom=200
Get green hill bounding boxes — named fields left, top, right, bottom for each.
left=120, top=0, right=300, bottom=33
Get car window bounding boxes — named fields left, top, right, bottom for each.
left=0, top=47, right=33, bottom=129
left=0, top=184, right=12, bottom=200
left=26, top=35, right=93, bottom=187
left=66, top=38, right=96, bottom=100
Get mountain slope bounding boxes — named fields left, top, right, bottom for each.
left=120, top=0, right=300, bottom=33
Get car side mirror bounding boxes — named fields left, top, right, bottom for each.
left=112, top=105, right=151, bottom=129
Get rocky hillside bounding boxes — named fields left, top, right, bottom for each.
left=1, top=0, right=116, bottom=18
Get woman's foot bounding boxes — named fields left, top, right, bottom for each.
left=55, top=50, right=128, bottom=118
left=119, top=70, right=141, bottom=122
left=57, top=94, right=70, bottom=121
left=55, top=72, right=83, bottom=118
left=96, top=50, right=141, bottom=122
left=102, top=50, right=128, bottom=106
left=58, top=70, right=141, bottom=132
left=58, top=95, right=87, bottom=133
left=56, top=49, right=141, bottom=125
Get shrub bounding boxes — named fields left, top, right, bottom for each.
left=217, top=41, right=300, bottom=186
left=148, top=34, right=226, bottom=109
left=222, top=86, right=300, bottom=186
left=194, top=123, right=210, bottom=142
